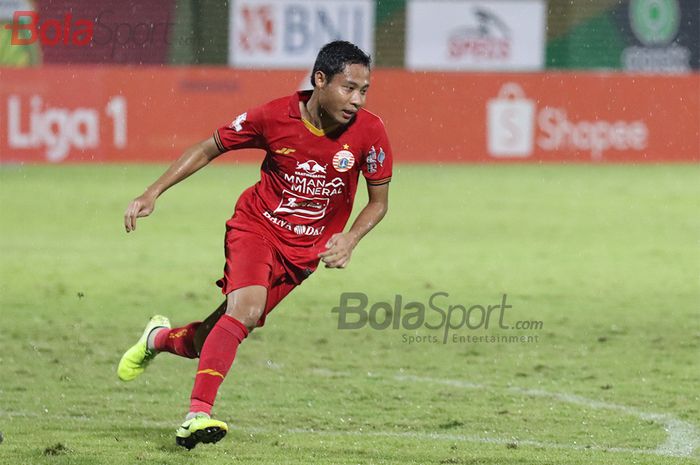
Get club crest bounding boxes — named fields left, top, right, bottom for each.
left=332, top=150, right=355, bottom=172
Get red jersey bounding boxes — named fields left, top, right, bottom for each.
left=214, top=91, right=393, bottom=282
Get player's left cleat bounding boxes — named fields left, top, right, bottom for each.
left=117, top=315, right=170, bottom=381
left=175, top=414, right=228, bottom=450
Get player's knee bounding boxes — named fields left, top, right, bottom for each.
left=225, top=286, right=267, bottom=330
left=225, top=301, right=264, bottom=330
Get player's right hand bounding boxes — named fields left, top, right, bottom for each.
left=124, top=193, right=156, bottom=233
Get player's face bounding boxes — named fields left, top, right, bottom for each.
left=317, top=63, right=370, bottom=125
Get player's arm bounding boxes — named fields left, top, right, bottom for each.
left=124, top=137, right=222, bottom=232
left=319, top=182, right=389, bottom=268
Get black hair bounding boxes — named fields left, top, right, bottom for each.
left=310, top=41, right=371, bottom=88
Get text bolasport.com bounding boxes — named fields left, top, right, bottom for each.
left=331, top=292, right=543, bottom=345
left=3, top=10, right=191, bottom=58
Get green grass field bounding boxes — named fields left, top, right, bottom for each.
left=1, top=164, right=698, bottom=465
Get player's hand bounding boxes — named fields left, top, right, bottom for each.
left=124, top=192, right=157, bottom=233
left=318, top=232, right=358, bottom=269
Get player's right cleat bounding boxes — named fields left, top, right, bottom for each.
left=175, top=414, right=228, bottom=450
left=117, top=315, right=170, bottom=381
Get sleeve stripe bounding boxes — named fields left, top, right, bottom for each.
left=366, top=177, right=392, bottom=186
left=213, top=130, right=226, bottom=153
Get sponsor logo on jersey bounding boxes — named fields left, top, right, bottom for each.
left=262, top=211, right=326, bottom=236
left=366, top=145, right=385, bottom=174
left=366, top=146, right=377, bottom=173
left=284, top=159, right=344, bottom=198
left=283, top=173, right=345, bottom=197
left=332, top=150, right=355, bottom=172
left=295, top=159, right=326, bottom=175
left=273, top=189, right=329, bottom=219
left=274, top=147, right=296, bottom=155
left=229, top=112, right=247, bottom=131
left=293, top=224, right=325, bottom=236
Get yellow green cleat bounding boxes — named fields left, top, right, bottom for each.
left=175, top=414, right=228, bottom=450
left=117, top=315, right=170, bottom=381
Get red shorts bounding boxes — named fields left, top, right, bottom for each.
left=216, top=228, right=305, bottom=326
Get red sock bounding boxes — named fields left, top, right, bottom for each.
left=154, top=322, right=201, bottom=359
left=189, top=315, right=249, bottom=415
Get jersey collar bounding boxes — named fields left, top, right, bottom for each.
left=289, top=90, right=311, bottom=119
left=290, top=90, right=327, bottom=136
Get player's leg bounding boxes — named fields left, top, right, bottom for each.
left=117, top=315, right=171, bottom=381
left=192, top=300, right=227, bottom=355
left=175, top=228, right=303, bottom=449
left=175, top=285, right=266, bottom=450
left=186, top=270, right=291, bottom=356
left=117, top=300, right=226, bottom=381
left=150, top=321, right=202, bottom=358
left=190, top=266, right=301, bottom=352
left=146, top=299, right=227, bottom=359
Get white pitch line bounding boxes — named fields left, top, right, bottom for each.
left=0, top=410, right=673, bottom=457
left=0, top=410, right=686, bottom=458
left=391, top=373, right=700, bottom=458
left=244, top=427, right=664, bottom=456
left=5, top=371, right=697, bottom=458
left=508, top=387, right=700, bottom=457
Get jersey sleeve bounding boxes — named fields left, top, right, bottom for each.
left=213, top=104, right=266, bottom=153
left=360, top=119, right=393, bottom=186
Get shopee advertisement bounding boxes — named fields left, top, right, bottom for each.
left=487, top=83, right=535, bottom=158
left=485, top=82, right=650, bottom=161
left=367, top=71, right=698, bottom=162
left=0, top=67, right=698, bottom=163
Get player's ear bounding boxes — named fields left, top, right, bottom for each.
left=314, top=70, right=328, bottom=88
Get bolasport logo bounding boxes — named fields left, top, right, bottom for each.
left=332, top=292, right=543, bottom=345
left=1, top=10, right=180, bottom=57
left=2, top=11, right=94, bottom=46
left=487, top=82, right=649, bottom=160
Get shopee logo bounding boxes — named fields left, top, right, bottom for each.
left=537, top=107, right=648, bottom=160
left=2, top=11, right=94, bottom=46
left=487, top=82, right=649, bottom=160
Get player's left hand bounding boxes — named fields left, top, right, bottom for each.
left=319, top=232, right=358, bottom=269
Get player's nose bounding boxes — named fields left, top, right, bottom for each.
left=350, top=90, right=363, bottom=108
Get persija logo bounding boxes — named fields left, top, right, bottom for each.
left=3, top=11, right=94, bottom=46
